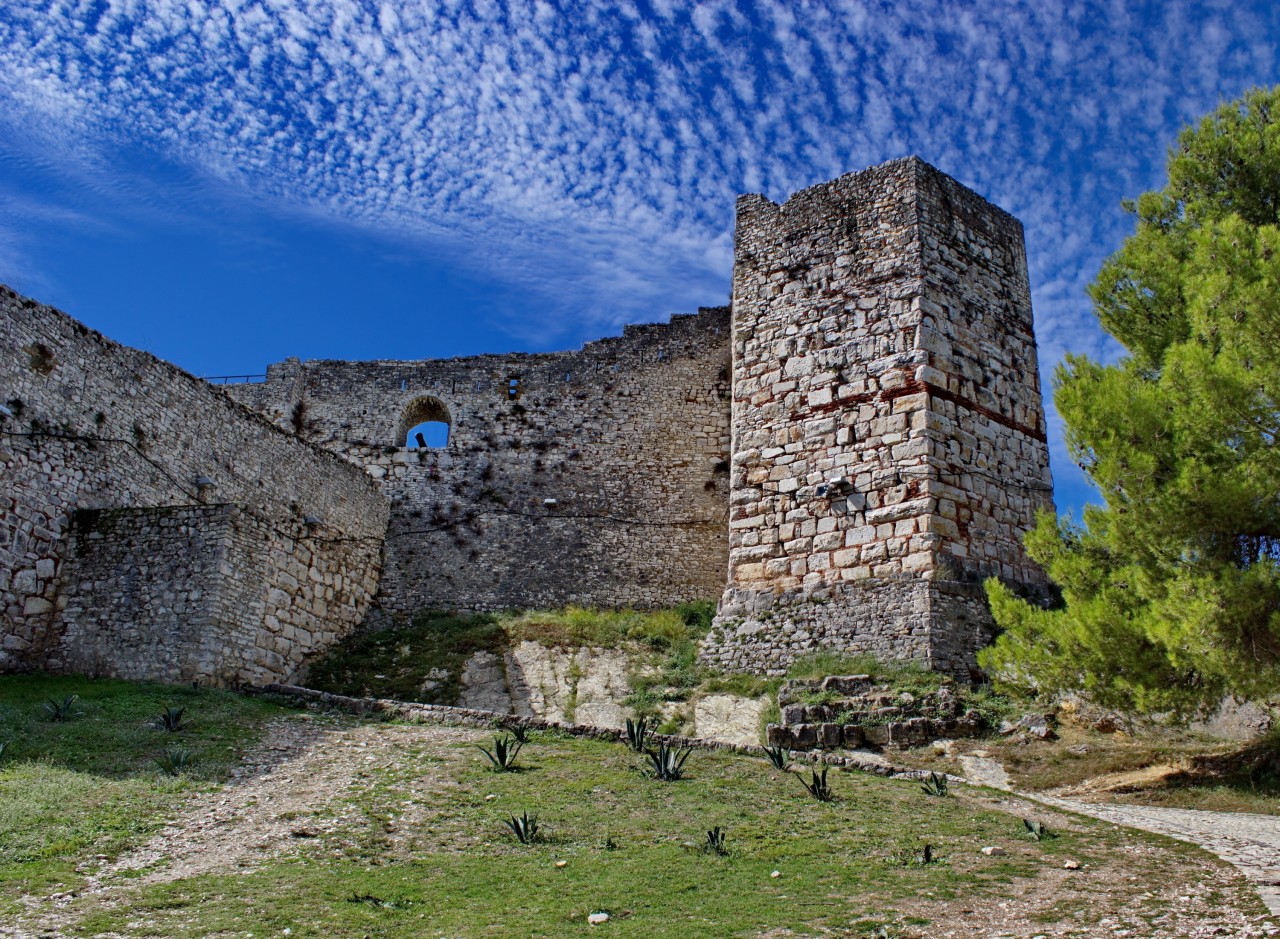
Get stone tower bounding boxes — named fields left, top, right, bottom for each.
left=704, top=157, right=1054, bottom=677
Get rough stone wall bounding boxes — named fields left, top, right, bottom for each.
left=227, top=309, right=732, bottom=613
left=55, top=504, right=381, bottom=684
left=705, top=158, right=1052, bottom=676
left=0, top=287, right=388, bottom=683
left=0, top=156, right=1056, bottom=686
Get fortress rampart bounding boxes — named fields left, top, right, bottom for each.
left=0, top=157, right=1053, bottom=686
left=225, top=309, right=732, bottom=613
left=0, top=288, right=387, bottom=684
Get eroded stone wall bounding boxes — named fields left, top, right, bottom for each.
left=706, top=158, right=1053, bottom=675
left=227, top=309, right=732, bottom=613
left=1, top=156, right=1055, bottom=687
left=0, top=287, right=388, bottom=683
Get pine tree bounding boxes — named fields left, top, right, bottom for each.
left=982, top=86, right=1280, bottom=715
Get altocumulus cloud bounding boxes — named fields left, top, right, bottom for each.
left=0, top=0, right=1277, bottom=496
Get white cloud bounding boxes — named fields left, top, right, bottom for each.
left=0, top=0, right=1277, bottom=491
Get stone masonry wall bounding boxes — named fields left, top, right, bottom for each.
left=705, top=158, right=1052, bottom=676
left=0, top=157, right=1055, bottom=687
left=0, top=286, right=388, bottom=683
left=227, top=308, right=731, bottom=613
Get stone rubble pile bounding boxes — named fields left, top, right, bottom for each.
left=766, top=673, right=982, bottom=750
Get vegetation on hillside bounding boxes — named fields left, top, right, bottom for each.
left=305, top=602, right=716, bottom=709
left=34, top=694, right=1259, bottom=937
left=984, top=85, right=1280, bottom=715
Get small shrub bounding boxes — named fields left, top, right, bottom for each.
left=346, top=893, right=415, bottom=909
left=478, top=735, right=523, bottom=772
left=702, top=825, right=729, bottom=856
left=154, top=706, right=187, bottom=733
left=655, top=711, right=688, bottom=736
left=764, top=744, right=789, bottom=770
left=920, top=772, right=949, bottom=797
left=155, top=747, right=194, bottom=776
left=645, top=742, right=691, bottom=781
left=624, top=717, right=651, bottom=752
left=42, top=694, right=84, bottom=722
left=887, top=842, right=935, bottom=867
left=796, top=689, right=841, bottom=707
left=503, top=811, right=540, bottom=845
left=1023, top=818, right=1057, bottom=841
left=799, top=766, right=834, bottom=802
left=675, top=599, right=717, bottom=635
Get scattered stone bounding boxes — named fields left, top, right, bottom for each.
left=770, top=870, right=781, bottom=878
left=588, top=912, right=609, bottom=925
left=981, top=846, right=1007, bottom=856
left=555, top=860, right=567, bottom=868
left=1064, top=859, right=1081, bottom=870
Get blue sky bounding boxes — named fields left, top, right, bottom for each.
left=1, top=0, right=1277, bottom=516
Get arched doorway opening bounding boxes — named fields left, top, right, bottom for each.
left=400, top=396, right=451, bottom=449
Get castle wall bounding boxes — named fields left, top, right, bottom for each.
left=705, top=158, right=1052, bottom=676
left=226, top=309, right=732, bottom=613
left=0, top=287, right=388, bottom=683
left=1, top=157, right=1055, bottom=687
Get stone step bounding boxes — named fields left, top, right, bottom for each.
left=767, top=715, right=981, bottom=751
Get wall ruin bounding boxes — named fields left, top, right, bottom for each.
left=0, top=287, right=387, bottom=684
left=1, top=156, right=1053, bottom=686
left=226, top=309, right=732, bottom=613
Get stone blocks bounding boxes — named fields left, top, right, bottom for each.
left=705, top=157, right=1053, bottom=677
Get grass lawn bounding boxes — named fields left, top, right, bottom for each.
left=1, top=675, right=1268, bottom=937
left=0, top=673, right=293, bottom=909
left=62, top=724, right=1264, bottom=938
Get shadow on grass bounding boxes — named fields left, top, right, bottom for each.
left=0, top=672, right=297, bottom=782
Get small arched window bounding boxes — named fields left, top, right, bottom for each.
left=400, top=396, right=451, bottom=449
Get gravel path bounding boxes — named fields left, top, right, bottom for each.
left=962, top=754, right=1280, bottom=916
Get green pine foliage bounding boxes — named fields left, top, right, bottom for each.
left=983, top=86, right=1280, bottom=714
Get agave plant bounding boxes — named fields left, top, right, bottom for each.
left=478, top=734, right=523, bottom=772
left=702, top=825, right=729, bottom=856
left=503, top=811, right=540, bottom=845
left=1023, top=818, right=1056, bottom=841
left=154, top=706, right=187, bottom=733
left=920, top=771, right=949, bottom=797
left=799, top=766, right=834, bottom=802
left=644, top=741, right=691, bottom=781
left=508, top=723, right=531, bottom=744
left=155, top=746, right=194, bottom=776
left=764, top=744, right=789, bottom=770
left=42, top=694, right=83, bottom=722
left=624, top=717, right=651, bottom=752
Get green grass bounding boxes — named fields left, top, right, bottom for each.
left=306, top=609, right=506, bottom=704
left=0, top=673, right=292, bottom=907
left=308, top=603, right=720, bottom=712
left=0, top=680, right=1260, bottom=937
left=305, top=606, right=1026, bottom=744
left=66, top=730, right=1179, bottom=939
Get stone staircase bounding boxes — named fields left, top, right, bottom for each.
left=766, top=674, right=982, bottom=750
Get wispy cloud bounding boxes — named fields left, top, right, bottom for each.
left=0, top=0, right=1277, bottom=495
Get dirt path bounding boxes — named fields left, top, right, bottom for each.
left=6, top=715, right=483, bottom=938
left=961, top=753, right=1280, bottom=916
